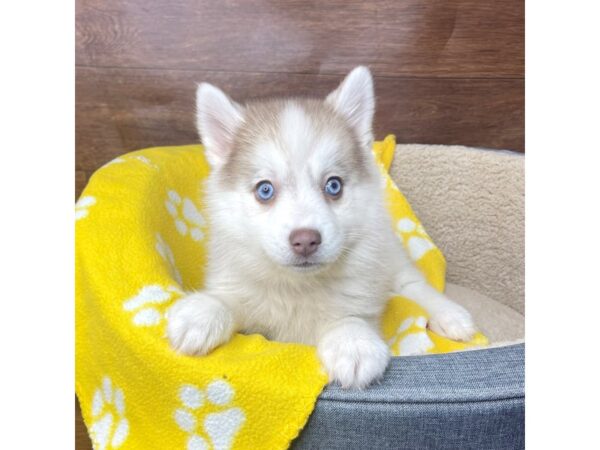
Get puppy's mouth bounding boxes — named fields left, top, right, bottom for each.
left=288, top=261, right=325, bottom=272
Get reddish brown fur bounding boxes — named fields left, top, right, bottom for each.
left=218, top=98, right=370, bottom=190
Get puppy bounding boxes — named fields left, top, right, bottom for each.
left=167, top=67, right=476, bottom=388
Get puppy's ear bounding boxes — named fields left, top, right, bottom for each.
left=196, top=83, right=245, bottom=168
left=326, top=66, right=375, bottom=149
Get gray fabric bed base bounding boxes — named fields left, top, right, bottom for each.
left=292, top=343, right=524, bottom=450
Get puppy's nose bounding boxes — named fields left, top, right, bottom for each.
left=289, top=228, right=322, bottom=257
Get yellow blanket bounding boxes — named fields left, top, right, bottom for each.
left=76, top=135, right=487, bottom=450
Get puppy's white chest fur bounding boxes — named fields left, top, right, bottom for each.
left=237, top=279, right=339, bottom=344
left=218, top=260, right=392, bottom=345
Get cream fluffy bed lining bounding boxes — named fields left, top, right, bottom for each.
left=389, top=144, right=524, bottom=343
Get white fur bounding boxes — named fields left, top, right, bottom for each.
left=325, top=66, right=375, bottom=149
left=167, top=67, right=477, bottom=389
left=167, top=293, right=235, bottom=356
left=196, top=83, right=245, bottom=168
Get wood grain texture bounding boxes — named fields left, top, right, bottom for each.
left=76, top=67, right=523, bottom=180
left=76, top=0, right=523, bottom=78
left=76, top=397, right=93, bottom=450
left=76, top=171, right=87, bottom=198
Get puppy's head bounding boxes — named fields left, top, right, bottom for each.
left=197, top=67, right=381, bottom=273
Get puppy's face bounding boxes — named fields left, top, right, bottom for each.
left=197, top=67, right=378, bottom=273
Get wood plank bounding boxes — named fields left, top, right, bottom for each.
left=76, top=0, right=523, bottom=78
left=76, top=67, right=523, bottom=176
left=76, top=170, right=87, bottom=199
left=75, top=397, right=93, bottom=450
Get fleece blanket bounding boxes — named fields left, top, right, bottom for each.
left=76, top=135, right=487, bottom=450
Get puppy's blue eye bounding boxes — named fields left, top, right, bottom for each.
left=256, top=180, right=275, bottom=201
left=324, top=176, right=343, bottom=197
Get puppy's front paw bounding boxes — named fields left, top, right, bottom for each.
left=166, top=293, right=235, bottom=356
left=318, top=322, right=390, bottom=389
left=428, top=302, right=476, bottom=342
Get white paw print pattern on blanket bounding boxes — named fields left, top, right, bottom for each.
left=75, top=196, right=96, bottom=221
left=174, top=380, right=245, bottom=450
left=396, top=218, right=436, bottom=261
left=133, top=155, right=159, bottom=169
left=123, top=284, right=182, bottom=327
left=388, top=316, right=434, bottom=356
left=89, top=376, right=129, bottom=450
left=165, top=190, right=206, bottom=242
left=156, top=233, right=183, bottom=285
left=102, top=154, right=159, bottom=169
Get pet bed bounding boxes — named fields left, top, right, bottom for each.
left=293, top=143, right=525, bottom=449
left=76, top=137, right=523, bottom=450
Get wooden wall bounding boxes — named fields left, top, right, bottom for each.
left=76, top=0, right=524, bottom=197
